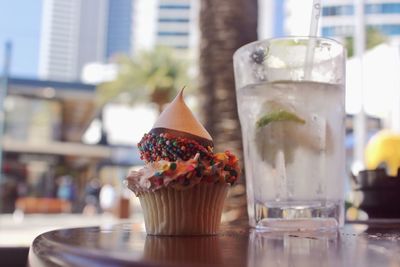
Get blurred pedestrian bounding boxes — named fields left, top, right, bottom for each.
left=57, top=175, right=76, bottom=202
left=83, top=179, right=101, bottom=215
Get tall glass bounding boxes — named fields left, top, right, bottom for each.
left=233, top=37, right=345, bottom=230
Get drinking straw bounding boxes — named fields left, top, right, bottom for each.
left=305, top=0, right=326, bottom=199
left=305, top=0, right=322, bottom=79
left=309, top=0, right=321, bottom=37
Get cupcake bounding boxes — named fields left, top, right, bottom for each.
left=126, top=89, right=240, bottom=235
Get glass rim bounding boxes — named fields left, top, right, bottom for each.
left=233, top=36, right=345, bottom=59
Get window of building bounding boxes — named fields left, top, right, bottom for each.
left=322, top=24, right=400, bottom=37
left=366, top=3, right=400, bottom=14
left=4, top=96, right=62, bottom=142
left=322, top=5, right=354, bottom=16
left=174, top=45, right=189, bottom=49
left=372, top=24, right=400, bottom=35
left=323, top=3, right=400, bottom=16
left=158, top=18, right=190, bottom=23
left=159, top=4, right=190, bottom=10
left=322, top=25, right=354, bottom=36
left=157, top=32, right=189, bottom=36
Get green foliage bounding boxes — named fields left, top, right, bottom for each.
left=97, top=46, right=190, bottom=109
left=345, top=27, right=387, bottom=58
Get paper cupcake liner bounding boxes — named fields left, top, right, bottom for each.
left=139, top=182, right=228, bottom=235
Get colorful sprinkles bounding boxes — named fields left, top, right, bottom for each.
left=138, top=132, right=213, bottom=162
left=126, top=150, right=240, bottom=196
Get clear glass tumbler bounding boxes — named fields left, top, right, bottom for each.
left=233, top=37, right=345, bottom=230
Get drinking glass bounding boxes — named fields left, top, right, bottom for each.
left=233, top=37, right=345, bottom=230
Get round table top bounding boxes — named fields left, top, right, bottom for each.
left=29, top=220, right=400, bottom=267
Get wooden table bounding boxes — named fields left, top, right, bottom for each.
left=29, top=221, right=400, bottom=267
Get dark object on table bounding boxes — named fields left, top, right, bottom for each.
left=353, top=168, right=400, bottom=218
left=0, top=247, right=29, bottom=267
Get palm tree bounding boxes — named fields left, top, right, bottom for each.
left=199, top=0, right=258, bottom=222
left=97, top=46, right=189, bottom=113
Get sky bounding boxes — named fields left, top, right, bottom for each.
left=0, top=0, right=314, bottom=79
left=0, top=0, right=42, bottom=78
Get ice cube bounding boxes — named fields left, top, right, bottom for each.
left=255, top=99, right=330, bottom=160
left=285, top=113, right=327, bottom=151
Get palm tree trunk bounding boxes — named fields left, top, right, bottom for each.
left=199, top=0, right=258, bottom=223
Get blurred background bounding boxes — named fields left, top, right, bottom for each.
left=0, top=0, right=400, bottom=247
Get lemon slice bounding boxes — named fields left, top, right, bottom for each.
left=256, top=110, right=305, bottom=128
left=255, top=109, right=307, bottom=165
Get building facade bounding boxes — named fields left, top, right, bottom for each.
left=155, top=0, right=192, bottom=49
left=38, top=0, right=199, bottom=81
left=259, top=0, right=286, bottom=39
left=106, top=0, right=135, bottom=58
left=321, top=0, right=400, bottom=42
left=133, top=0, right=199, bottom=52
left=38, top=0, right=108, bottom=81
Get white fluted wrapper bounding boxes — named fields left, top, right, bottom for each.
left=139, top=183, right=228, bottom=235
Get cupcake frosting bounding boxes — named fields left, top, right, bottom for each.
left=138, top=88, right=214, bottom=163
left=152, top=88, right=212, bottom=141
left=126, top=151, right=239, bottom=196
